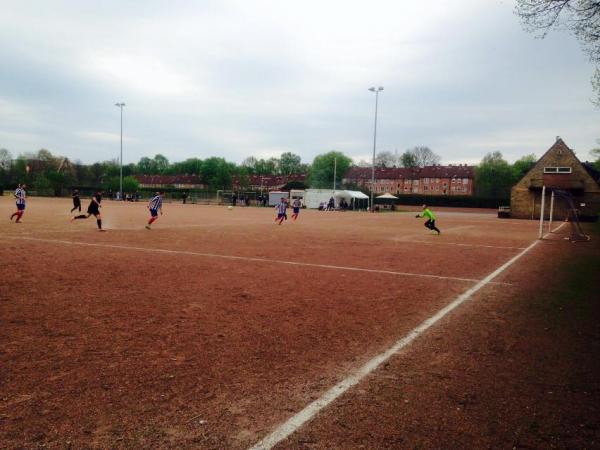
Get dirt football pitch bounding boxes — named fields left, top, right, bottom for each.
left=1, top=196, right=599, bottom=449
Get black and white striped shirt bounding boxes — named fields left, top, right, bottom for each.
left=148, top=195, right=162, bottom=210
left=14, top=188, right=26, bottom=205
left=275, top=201, right=287, bottom=214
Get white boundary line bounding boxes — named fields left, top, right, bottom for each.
left=247, top=222, right=565, bottom=450
left=3, top=235, right=511, bottom=285
left=405, top=240, right=527, bottom=250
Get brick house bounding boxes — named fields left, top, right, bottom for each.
left=510, top=137, right=600, bottom=220
left=133, top=174, right=205, bottom=190
left=231, top=173, right=307, bottom=191
left=343, top=165, right=475, bottom=196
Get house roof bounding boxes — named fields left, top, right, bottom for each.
left=344, top=165, right=475, bottom=180
left=134, top=174, right=203, bottom=185
left=232, top=173, right=307, bottom=188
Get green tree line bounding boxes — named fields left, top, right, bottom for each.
left=1, top=145, right=598, bottom=198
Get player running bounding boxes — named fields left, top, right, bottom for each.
left=291, top=198, right=301, bottom=221
left=71, top=189, right=81, bottom=213
left=10, top=184, right=27, bottom=223
left=274, top=197, right=288, bottom=225
left=71, top=191, right=105, bottom=231
left=415, top=204, right=441, bottom=235
left=145, top=191, right=164, bottom=230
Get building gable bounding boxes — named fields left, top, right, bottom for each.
left=514, top=137, right=600, bottom=193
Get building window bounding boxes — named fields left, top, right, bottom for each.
left=423, top=178, right=429, bottom=184
left=544, top=167, right=572, bottom=174
left=462, top=178, right=469, bottom=184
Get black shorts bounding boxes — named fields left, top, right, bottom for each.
left=87, top=206, right=100, bottom=216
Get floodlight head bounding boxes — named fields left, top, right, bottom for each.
left=368, top=87, right=376, bottom=92
left=378, top=86, right=384, bottom=91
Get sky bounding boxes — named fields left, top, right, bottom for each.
left=0, top=0, right=598, bottom=166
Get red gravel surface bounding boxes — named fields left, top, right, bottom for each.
left=1, top=197, right=597, bottom=449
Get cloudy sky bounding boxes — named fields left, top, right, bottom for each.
left=1, top=0, right=598, bottom=166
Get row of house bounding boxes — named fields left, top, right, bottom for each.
left=134, top=165, right=476, bottom=196
left=342, top=165, right=475, bottom=196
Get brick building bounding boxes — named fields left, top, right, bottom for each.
left=133, top=174, right=205, bottom=190
left=343, top=165, right=475, bottom=196
left=510, top=137, right=600, bottom=220
left=231, top=173, right=307, bottom=191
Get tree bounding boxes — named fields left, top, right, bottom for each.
left=105, top=175, right=139, bottom=193
left=200, top=157, right=233, bottom=189
left=309, top=151, right=353, bottom=189
left=512, top=154, right=537, bottom=179
left=474, top=151, right=517, bottom=199
left=407, top=146, right=441, bottom=167
left=153, top=154, right=170, bottom=174
left=279, top=152, right=303, bottom=175
left=374, top=151, right=398, bottom=168
left=591, top=146, right=600, bottom=170
left=516, top=0, right=600, bottom=104
left=400, top=151, right=418, bottom=168
left=0, top=148, right=12, bottom=170
left=136, top=157, right=157, bottom=174
left=0, top=149, right=11, bottom=186
left=241, top=156, right=258, bottom=175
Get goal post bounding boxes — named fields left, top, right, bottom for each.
left=538, top=185, right=546, bottom=239
left=548, top=190, right=555, bottom=233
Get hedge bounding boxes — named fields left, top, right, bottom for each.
left=393, top=194, right=509, bottom=209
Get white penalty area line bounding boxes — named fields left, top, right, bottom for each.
left=3, top=235, right=511, bottom=286
left=247, top=222, right=566, bottom=450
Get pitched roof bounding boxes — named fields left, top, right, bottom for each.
left=133, top=174, right=203, bottom=185
left=232, top=173, right=307, bottom=188
left=344, top=165, right=474, bottom=180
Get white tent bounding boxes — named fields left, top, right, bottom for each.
left=376, top=193, right=398, bottom=199
left=304, top=189, right=369, bottom=209
left=334, top=190, right=369, bottom=210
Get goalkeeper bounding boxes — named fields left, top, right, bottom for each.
left=415, top=204, right=441, bottom=235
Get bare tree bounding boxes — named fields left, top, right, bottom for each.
left=0, top=148, right=12, bottom=170
left=404, top=146, right=441, bottom=167
left=374, top=151, right=398, bottom=168
left=516, top=0, right=600, bottom=104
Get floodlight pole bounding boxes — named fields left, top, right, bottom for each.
left=115, top=102, right=126, bottom=200
left=369, top=86, right=383, bottom=212
left=333, top=157, right=337, bottom=192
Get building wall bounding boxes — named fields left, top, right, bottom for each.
left=344, top=175, right=474, bottom=196
left=511, top=139, right=600, bottom=220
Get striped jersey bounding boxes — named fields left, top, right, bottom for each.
left=292, top=199, right=301, bottom=208
left=275, top=201, right=287, bottom=214
left=14, top=187, right=26, bottom=205
left=148, top=195, right=162, bottom=210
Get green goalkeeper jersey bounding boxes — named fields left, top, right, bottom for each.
left=422, top=208, right=436, bottom=220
